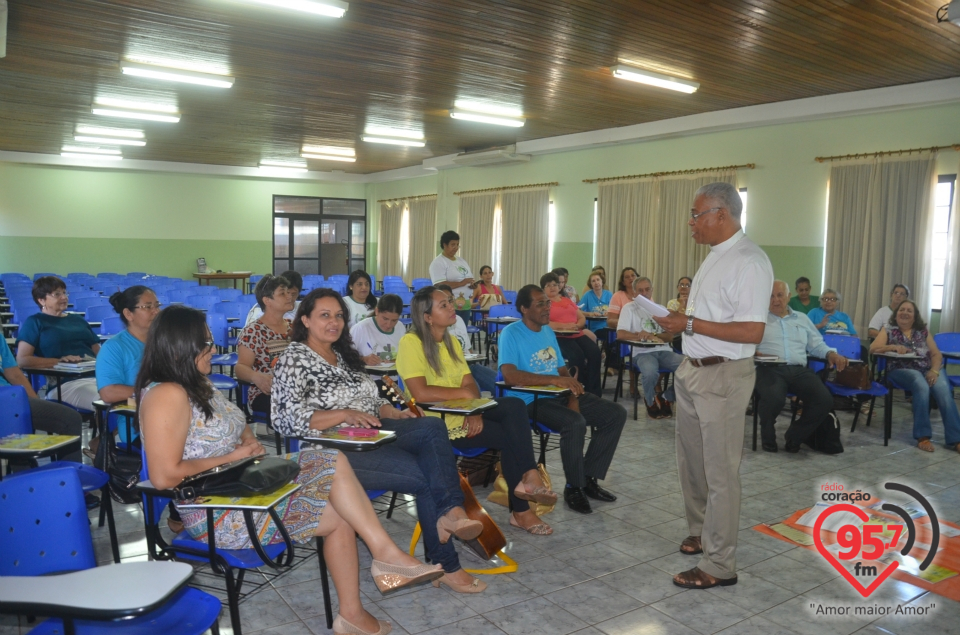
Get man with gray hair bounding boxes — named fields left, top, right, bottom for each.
left=756, top=281, right=849, bottom=453
left=654, top=181, right=774, bottom=589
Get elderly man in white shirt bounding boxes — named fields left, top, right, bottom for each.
left=867, top=283, right=910, bottom=339
left=756, top=280, right=849, bottom=454
left=616, top=276, right=685, bottom=420
left=654, top=182, right=774, bottom=590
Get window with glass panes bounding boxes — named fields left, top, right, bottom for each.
left=931, top=175, right=956, bottom=311
left=272, top=196, right=367, bottom=277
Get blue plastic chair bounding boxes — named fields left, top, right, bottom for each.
left=502, top=290, right=517, bottom=304
left=100, top=316, right=124, bottom=337
left=239, top=293, right=257, bottom=306
left=824, top=334, right=887, bottom=433
left=411, top=278, right=431, bottom=291
left=240, top=383, right=281, bottom=454
left=214, top=300, right=250, bottom=323
left=72, top=297, right=108, bottom=314
left=0, top=467, right=221, bottom=634
left=85, top=304, right=114, bottom=324
left=218, top=288, right=243, bottom=302
left=138, top=447, right=303, bottom=634
left=33, top=272, right=60, bottom=280
left=186, top=295, right=221, bottom=312
left=614, top=343, right=676, bottom=420
left=248, top=274, right=264, bottom=293
left=192, top=285, right=220, bottom=296
left=934, top=332, right=960, bottom=390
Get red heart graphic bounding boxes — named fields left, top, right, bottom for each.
left=813, top=503, right=899, bottom=598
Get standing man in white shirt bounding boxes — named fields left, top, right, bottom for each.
left=429, top=230, right=476, bottom=323
left=654, top=182, right=774, bottom=590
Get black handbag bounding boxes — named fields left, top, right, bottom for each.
left=93, top=428, right=142, bottom=505
left=174, top=455, right=300, bottom=501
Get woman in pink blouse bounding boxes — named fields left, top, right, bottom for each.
left=541, top=272, right=602, bottom=397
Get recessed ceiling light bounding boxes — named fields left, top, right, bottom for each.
left=121, top=61, right=235, bottom=88
left=75, top=125, right=145, bottom=139
left=453, top=100, right=523, bottom=118
left=450, top=111, right=524, bottom=127
left=95, top=98, right=179, bottom=113
left=62, top=146, right=122, bottom=155
left=92, top=97, right=181, bottom=122
left=360, top=136, right=425, bottom=148
left=75, top=135, right=146, bottom=147
left=611, top=64, right=699, bottom=94
left=92, top=108, right=181, bottom=123
left=301, top=152, right=357, bottom=162
left=260, top=160, right=309, bottom=170
left=363, top=126, right=424, bottom=140
left=302, top=145, right=355, bottom=157
left=233, top=0, right=348, bottom=18
left=61, top=152, right=123, bottom=161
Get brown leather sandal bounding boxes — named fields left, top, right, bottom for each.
left=918, top=438, right=935, bottom=452
left=673, top=567, right=737, bottom=589
left=679, top=535, right=702, bottom=555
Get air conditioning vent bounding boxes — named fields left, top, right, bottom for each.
left=451, top=145, right=531, bottom=167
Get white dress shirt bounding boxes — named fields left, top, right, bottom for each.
left=682, top=230, right=774, bottom=360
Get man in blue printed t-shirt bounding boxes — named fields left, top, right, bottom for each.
left=498, top=284, right=627, bottom=515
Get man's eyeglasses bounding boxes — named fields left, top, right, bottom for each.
left=134, top=303, right=162, bottom=311
left=690, top=206, right=722, bottom=221
left=822, top=297, right=838, bottom=302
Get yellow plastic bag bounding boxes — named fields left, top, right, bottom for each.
left=486, top=462, right=554, bottom=515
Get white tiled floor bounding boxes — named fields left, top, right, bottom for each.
left=4, top=390, right=960, bottom=635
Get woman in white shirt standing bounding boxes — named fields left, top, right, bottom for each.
left=343, top=270, right=377, bottom=328
left=350, top=294, right=405, bottom=365
left=429, top=230, right=475, bottom=323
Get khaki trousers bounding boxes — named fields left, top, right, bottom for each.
left=674, top=356, right=754, bottom=579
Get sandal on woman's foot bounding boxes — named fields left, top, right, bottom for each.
left=679, top=535, right=702, bottom=555
left=432, top=572, right=487, bottom=593
left=514, top=485, right=558, bottom=505
left=436, top=514, right=483, bottom=544
left=673, top=567, right=737, bottom=589
left=510, top=512, right=553, bottom=536
left=918, top=438, right=935, bottom=452
left=333, top=614, right=392, bottom=635
left=371, top=560, right=443, bottom=593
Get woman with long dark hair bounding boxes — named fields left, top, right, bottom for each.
left=272, top=289, right=488, bottom=594
left=397, top=287, right=557, bottom=537
left=344, top=270, right=377, bottom=328
left=138, top=305, right=441, bottom=635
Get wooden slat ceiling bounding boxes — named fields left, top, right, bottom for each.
left=1, top=0, right=959, bottom=174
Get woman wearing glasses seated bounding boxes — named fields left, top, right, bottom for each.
left=666, top=277, right=692, bottom=314
left=16, top=276, right=101, bottom=411
left=272, top=289, right=488, bottom=594
left=139, top=305, right=442, bottom=635
left=807, top=290, right=857, bottom=336
left=397, top=287, right=557, bottom=537
left=236, top=274, right=295, bottom=416
left=870, top=300, right=960, bottom=454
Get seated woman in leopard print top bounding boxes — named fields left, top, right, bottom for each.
left=272, top=289, right=489, bottom=594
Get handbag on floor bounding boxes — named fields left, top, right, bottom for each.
left=486, top=462, right=555, bottom=515
left=802, top=412, right=844, bottom=455
left=833, top=364, right=871, bottom=390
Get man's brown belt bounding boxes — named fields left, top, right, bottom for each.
left=687, top=356, right=729, bottom=368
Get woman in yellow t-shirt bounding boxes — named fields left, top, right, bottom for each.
left=397, top=287, right=557, bottom=536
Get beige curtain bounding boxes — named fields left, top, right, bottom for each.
left=404, top=197, right=437, bottom=283
left=457, top=192, right=499, bottom=276
left=941, top=157, right=960, bottom=332
left=377, top=201, right=403, bottom=279
left=824, top=154, right=937, bottom=334
left=500, top=188, right=550, bottom=291
left=596, top=170, right=737, bottom=303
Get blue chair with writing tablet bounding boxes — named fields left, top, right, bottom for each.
left=186, top=295, right=221, bottom=312
left=0, top=466, right=221, bottom=634
left=85, top=304, right=114, bottom=324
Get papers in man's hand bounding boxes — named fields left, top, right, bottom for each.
left=634, top=294, right=670, bottom=318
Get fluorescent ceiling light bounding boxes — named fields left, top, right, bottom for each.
left=95, top=97, right=178, bottom=113
left=450, top=110, right=524, bottom=127
left=75, top=135, right=146, bottom=146
left=301, top=145, right=355, bottom=157
left=121, top=61, right=235, bottom=88
left=360, top=136, right=425, bottom=148
left=62, top=146, right=122, bottom=155
left=75, top=125, right=144, bottom=139
left=92, top=108, right=180, bottom=123
left=453, top=100, right=523, bottom=118
left=611, top=65, right=699, bottom=93
left=301, top=152, right=357, bottom=162
left=61, top=152, right=123, bottom=161
left=234, top=0, right=348, bottom=18
left=260, top=160, right=308, bottom=169
left=363, top=126, right=423, bottom=140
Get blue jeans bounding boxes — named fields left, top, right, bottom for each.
left=470, top=363, right=498, bottom=395
left=888, top=369, right=960, bottom=446
left=348, top=416, right=465, bottom=573
left=632, top=350, right=685, bottom=406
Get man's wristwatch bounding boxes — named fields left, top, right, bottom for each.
left=685, top=317, right=695, bottom=336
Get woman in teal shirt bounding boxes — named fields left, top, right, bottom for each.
left=807, top=289, right=857, bottom=336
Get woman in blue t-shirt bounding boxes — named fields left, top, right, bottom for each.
left=578, top=271, right=613, bottom=335
left=16, top=276, right=101, bottom=411
left=807, top=289, right=857, bottom=336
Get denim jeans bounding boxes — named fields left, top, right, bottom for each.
left=632, top=349, right=685, bottom=406
left=470, top=363, right=498, bottom=395
left=348, top=416, right=465, bottom=572
left=888, top=369, right=960, bottom=446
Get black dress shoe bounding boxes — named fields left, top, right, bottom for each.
left=585, top=477, right=617, bottom=502
left=761, top=442, right=778, bottom=453
left=784, top=440, right=801, bottom=453
left=84, top=493, right=101, bottom=510
left=564, top=487, right=593, bottom=514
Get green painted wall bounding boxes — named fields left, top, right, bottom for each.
left=758, top=245, right=824, bottom=295
left=0, top=162, right=366, bottom=276
left=551, top=241, right=594, bottom=288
